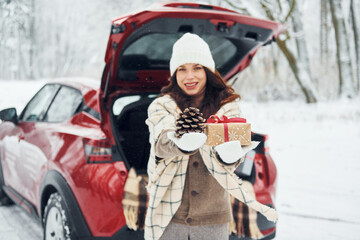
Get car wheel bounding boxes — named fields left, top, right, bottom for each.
left=0, top=190, right=13, bottom=205
left=0, top=155, right=13, bottom=206
left=43, top=192, right=74, bottom=240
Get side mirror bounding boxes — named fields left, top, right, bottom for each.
left=0, top=108, right=18, bottom=125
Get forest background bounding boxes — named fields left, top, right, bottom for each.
left=1, top=0, right=360, bottom=102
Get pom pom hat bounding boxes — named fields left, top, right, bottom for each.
left=169, top=33, right=215, bottom=76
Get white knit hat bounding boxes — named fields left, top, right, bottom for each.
left=169, top=33, right=215, bottom=76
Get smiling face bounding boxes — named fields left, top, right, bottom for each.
left=176, top=63, right=207, bottom=97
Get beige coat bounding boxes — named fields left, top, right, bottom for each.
left=144, top=95, right=277, bottom=240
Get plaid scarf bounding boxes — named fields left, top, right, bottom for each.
left=229, top=181, right=264, bottom=239
left=122, top=168, right=149, bottom=230
left=143, top=95, right=277, bottom=240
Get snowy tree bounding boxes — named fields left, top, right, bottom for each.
left=289, top=1, right=317, bottom=101
left=320, top=0, right=330, bottom=66
left=258, top=0, right=319, bottom=103
left=329, top=0, right=356, bottom=98
left=220, top=0, right=318, bottom=102
left=0, top=0, right=31, bottom=79
left=350, top=0, right=360, bottom=92
left=28, top=0, right=35, bottom=79
left=0, top=0, right=161, bottom=80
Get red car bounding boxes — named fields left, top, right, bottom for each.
left=0, top=2, right=284, bottom=240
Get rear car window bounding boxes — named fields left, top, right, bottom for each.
left=118, top=33, right=237, bottom=80
left=121, top=33, right=236, bottom=71
left=112, top=17, right=274, bottom=86
left=121, top=33, right=176, bottom=70
left=44, top=86, right=83, bottom=122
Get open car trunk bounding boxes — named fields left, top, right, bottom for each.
left=100, top=2, right=286, bottom=110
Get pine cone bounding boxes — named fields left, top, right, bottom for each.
left=175, top=107, right=206, bottom=138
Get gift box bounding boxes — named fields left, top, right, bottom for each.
left=205, top=115, right=251, bottom=146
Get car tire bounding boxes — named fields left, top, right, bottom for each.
left=43, top=192, right=75, bottom=240
left=0, top=155, right=13, bottom=206
left=0, top=191, right=13, bottom=205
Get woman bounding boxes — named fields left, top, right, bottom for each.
left=144, top=33, right=277, bottom=240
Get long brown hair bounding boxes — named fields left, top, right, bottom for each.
left=160, top=67, right=240, bottom=118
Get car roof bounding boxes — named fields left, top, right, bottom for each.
left=49, top=77, right=100, bottom=93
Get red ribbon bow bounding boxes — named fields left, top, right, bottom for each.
left=206, top=115, right=247, bottom=142
left=207, top=115, right=246, bottom=124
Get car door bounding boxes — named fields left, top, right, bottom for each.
left=2, top=83, right=84, bottom=207
left=2, top=84, right=59, bottom=206
left=20, top=85, right=83, bottom=205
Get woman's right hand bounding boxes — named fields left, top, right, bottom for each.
left=167, top=131, right=207, bottom=152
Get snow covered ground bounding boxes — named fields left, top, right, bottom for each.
left=242, top=100, right=360, bottom=239
left=0, top=80, right=360, bottom=239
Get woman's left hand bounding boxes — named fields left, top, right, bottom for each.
left=215, top=141, right=243, bottom=164
left=215, top=141, right=261, bottom=165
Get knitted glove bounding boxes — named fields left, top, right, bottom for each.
left=167, top=131, right=207, bottom=152
left=215, top=141, right=261, bottom=165
left=215, top=141, right=243, bottom=165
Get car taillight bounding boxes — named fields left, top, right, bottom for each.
left=254, top=153, right=267, bottom=188
left=83, top=138, right=112, bottom=163
left=263, top=134, right=270, bottom=155
left=253, top=135, right=270, bottom=191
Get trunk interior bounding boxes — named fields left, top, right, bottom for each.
left=110, top=93, right=158, bottom=174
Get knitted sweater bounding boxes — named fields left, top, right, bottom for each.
left=144, top=95, right=277, bottom=240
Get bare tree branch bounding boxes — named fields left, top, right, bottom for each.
left=277, top=0, right=283, bottom=13
left=283, top=0, right=296, bottom=23
left=259, top=1, right=275, bottom=21
left=223, top=0, right=249, bottom=14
